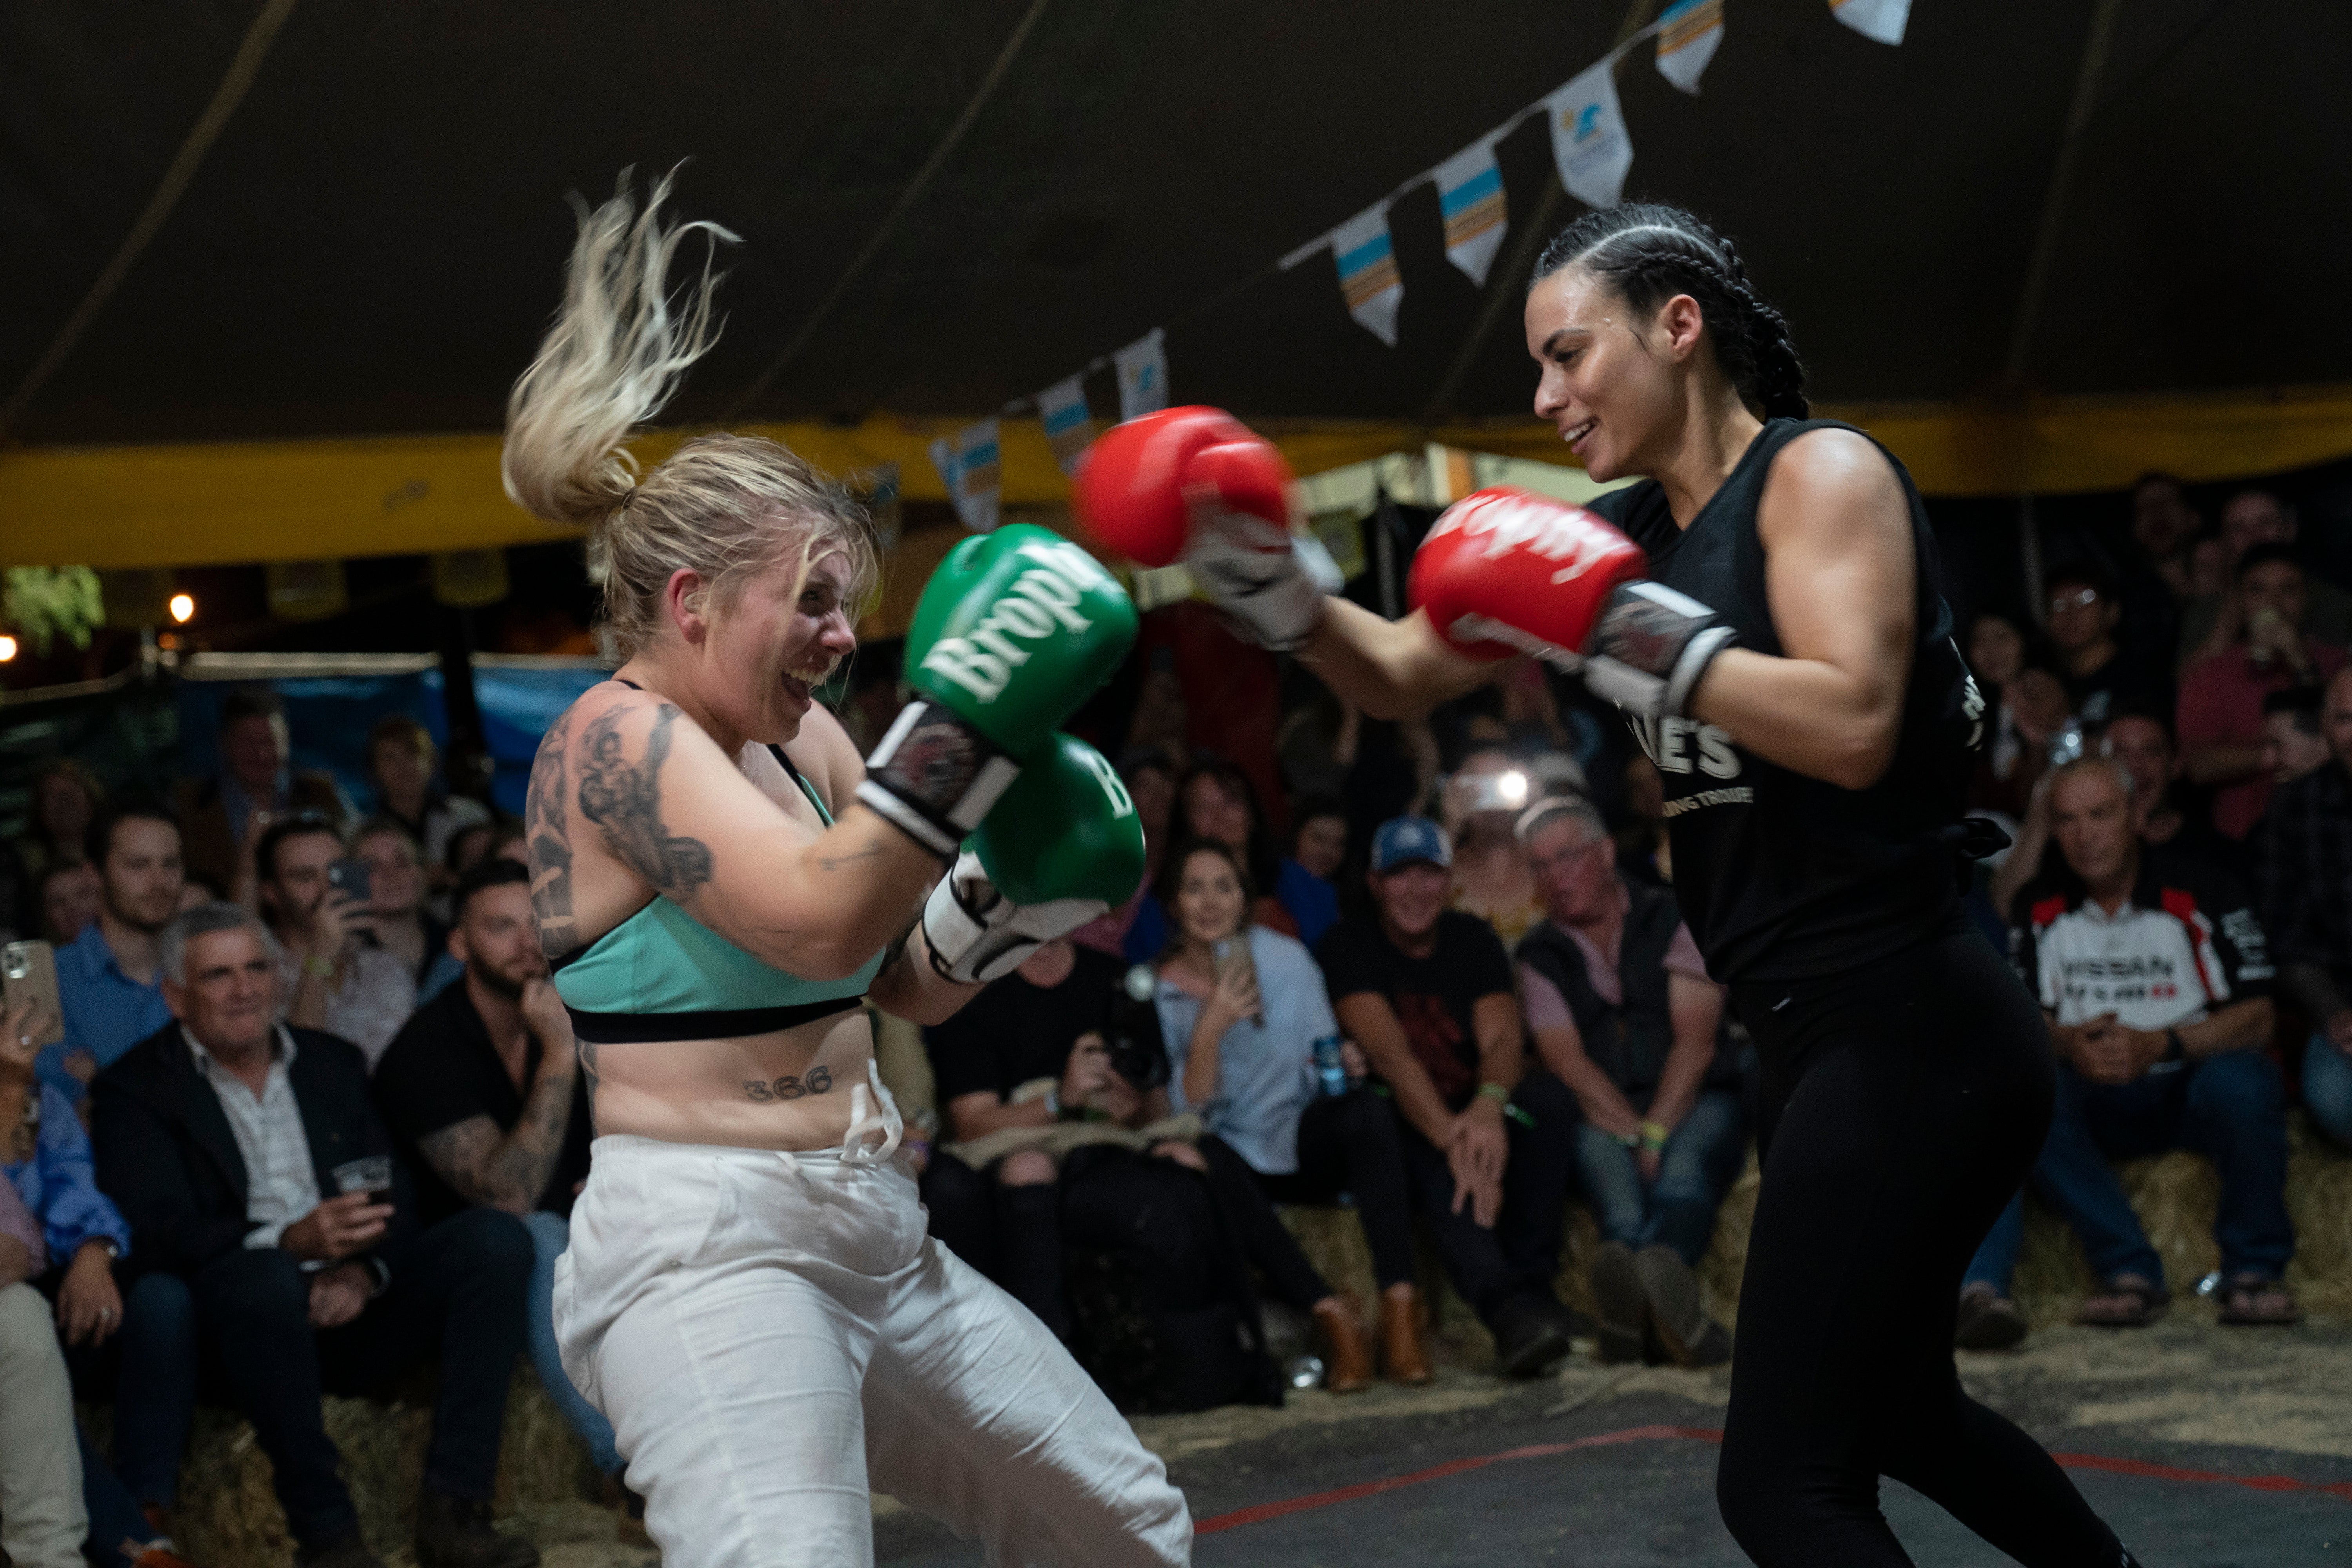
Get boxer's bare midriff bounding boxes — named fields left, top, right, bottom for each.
left=583, top=1007, right=878, bottom=1151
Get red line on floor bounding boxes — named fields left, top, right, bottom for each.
left=1190, top=1423, right=2352, bottom=1536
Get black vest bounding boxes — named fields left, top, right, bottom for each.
left=1588, top=419, right=1982, bottom=983
left=1515, top=881, right=1736, bottom=1100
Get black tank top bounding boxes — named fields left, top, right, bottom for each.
left=1586, top=418, right=1985, bottom=984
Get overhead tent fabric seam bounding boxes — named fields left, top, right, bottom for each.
left=9, top=384, right=2352, bottom=570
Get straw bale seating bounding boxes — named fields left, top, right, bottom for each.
left=105, top=1120, right=2347, bottom=1563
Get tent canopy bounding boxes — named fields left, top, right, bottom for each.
left=4, top=0, right=2347, bottom=566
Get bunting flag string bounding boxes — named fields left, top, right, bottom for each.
left=1655, top=0, right=1726, bottom=94
left=1330, top=204, right=1406, bottom=345
left=1036, top=373, right=1092, bottom=475
left=985, top=0, right=1910, bottom=499
left=1114, top=328, right=1169, bottom=420
left=1830, top=0, right=1909, bottom=45
left=1435, top=138, right=1510, bottom=286
left=928, top=417, right=1002, bottom=533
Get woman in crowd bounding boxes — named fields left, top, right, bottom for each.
left=347, top=817, right=462, bottom=999
left=1174, top=756, right=1294, bottom=936
left=1152, top=838, right=1426, bottom=1389
left=1440, top=746, right=1544, bottom=946
left=1274, top=792, right=1347, bottom=949
left=1964, top=608, right=2068, bottom=817
left=15, top=760, right=103, bottom=887
left=366, top=716, right=490, bottom=908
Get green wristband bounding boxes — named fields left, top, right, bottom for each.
left=1477, top=1082, right=1512, bottom=1107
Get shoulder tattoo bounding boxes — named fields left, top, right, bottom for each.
left=577, top=702, right=715, bottom=902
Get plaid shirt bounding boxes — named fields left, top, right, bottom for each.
left=2253, top=761, right=2352, bottom=992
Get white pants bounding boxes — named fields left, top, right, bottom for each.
left=0, top=1283, right=85, bottom=1568
left=553, top=1129, right=1192, bottom=1567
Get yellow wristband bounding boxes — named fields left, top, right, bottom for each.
left=303, top=955, right=336, bottom=980
left=1639, top=1119, right=1670, bottom=1149
left=1477, top=1083, right=1511, bottom=1107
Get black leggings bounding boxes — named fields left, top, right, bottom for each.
left=1717, top=925, right=2124, bottom=1567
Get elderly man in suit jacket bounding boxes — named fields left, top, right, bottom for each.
left=91, top=903, right=535, bottom=1568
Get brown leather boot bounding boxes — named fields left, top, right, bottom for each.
left=1378, top=1281, right=1432, bottom=1384
left=1312, top=1295, right=1374, bottom=1392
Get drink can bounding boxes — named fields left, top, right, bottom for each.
left=1288, top=1354, right=1326, bottom=1391
left=1312, top=1034, right=1348, bottom=1098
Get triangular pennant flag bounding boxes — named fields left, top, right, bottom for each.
left=1544, top=60, right=1634, bottom=211
left=929, top=419, right=1000, bottom=533
left=1037, top=373, right=1092, bottom=475
left=1434, top=139, right=1509, bottom=286
left=1655, top=0, right=1725, bottom=94
left=1114, top=329, right=1168, bottom=421
left=1830, top=0, right=1909, bottom=45
left=1330, top=203, right=1404, bottom=346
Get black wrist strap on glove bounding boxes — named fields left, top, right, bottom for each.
left=1583, top=581, right=1738, bottom=719
left=855, top=701, right=1020, bottom=859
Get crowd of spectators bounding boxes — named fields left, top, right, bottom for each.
left=1, top=465, right=2350, bottom=1557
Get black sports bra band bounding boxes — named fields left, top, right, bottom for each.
left=562, top=998, right=864, bottom=1045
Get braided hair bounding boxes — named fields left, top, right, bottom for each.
left=1530, top=204, right=1808, bottom=421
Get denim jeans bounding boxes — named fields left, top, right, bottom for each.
left=1967, top=1052, right=2293, bottom=1291
left=523, top=1211, right=622, bottom=1477
left=1571, top=1088, right=1746, bottom=1267
left=84, top=1272, right=197, bottom=1510
left=2303, top=1032, right=2352, bottom=1151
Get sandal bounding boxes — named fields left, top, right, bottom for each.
left=2216, top=1274, right=2302, bottom=1326
left=2074, top=1274, right=2169, bottom=1328
left=1954, top=1285, right=2028, bottom=1351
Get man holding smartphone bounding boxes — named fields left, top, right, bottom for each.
left=256, top=818, right=415, bottom=1069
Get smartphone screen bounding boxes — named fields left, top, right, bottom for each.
left=0, top=942, right=65, bottom=1048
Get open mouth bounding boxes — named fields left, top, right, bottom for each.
left=779, top=663, right=832, bottom=704
left=1562, top=417, right=1598, bottom=454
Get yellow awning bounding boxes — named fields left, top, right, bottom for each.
left=5, top=387, right=2350, bottom=569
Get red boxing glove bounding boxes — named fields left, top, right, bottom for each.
left=1409, top=489, right=1650, bottom=666
left=1075, top=406, right=1338, bottom=651
left=1071, top=406, right=1288, bottom=567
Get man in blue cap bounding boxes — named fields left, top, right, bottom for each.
left=1313, top=815, right=1585, bottom=1375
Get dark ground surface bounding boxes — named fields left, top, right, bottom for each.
left=874, top=1362, right=2350, bottom=1567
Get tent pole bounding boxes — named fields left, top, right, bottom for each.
left=2002, top=0, right=2129, bottom=386
left=2020, top=495, right=2047, bottom=632
left=435, top=604, right=492, bottom=805
left=1417, top=0, right=1658, bottom=428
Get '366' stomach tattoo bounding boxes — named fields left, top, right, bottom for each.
left=742, top=1066, right=834, bottom=1103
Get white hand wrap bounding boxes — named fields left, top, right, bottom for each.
left=1185, top=509, right=1343, bottom=653
left=921, top=852, right=1107, bottom=985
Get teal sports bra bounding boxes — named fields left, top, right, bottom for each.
left=550, top=697, right=882, bottom=1043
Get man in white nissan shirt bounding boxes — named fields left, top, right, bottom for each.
left=1955, top=757, right=2296, bottom=1348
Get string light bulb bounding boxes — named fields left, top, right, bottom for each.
left=169, top=592, right=196, bottom=624
left=0, top=635, right=17, bottom=662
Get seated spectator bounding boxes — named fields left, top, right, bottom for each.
left=348, top=819, right=462, bottom=1000
left=363, top=717, right=489, bottom=913
left=1272, top=793, right=1346, bottom=951
left=1514, top=799, right=1742, bottom=1368
left=920, top=936, right=1283, bottom=1406
left=1960, top=760, right=2294, bottom=1347
left=256, top=816, right=416, bottom=1067
left=43, top=804, right=185, bottom=1103
left=2178, top=544, right=2347, bottom=840
left=172, top=687, right=352, bottom=901
left=2127, top=470, right=2199, bottom=606
left=1070, top=746, right=1177, bottom=964
left=1175, top=755, right=1294, bottom=937
left=34, top=860, right=100, bottom=948
left=2044, top=563, right=2170, bottom=735
left=1316, top=817, right=1584, bottom=1377
left=2255, top=665, right=2352, bottom=1152
left=1441, top=747, right=1544, bottom=947
left=1964, top=609, right=2067, bottom=817
left=442, top=818, right=502, bottom=887
left=2180, top=489, right=2352, bottom=664
left=14, top=759, right=103, bottom=887
left=2258, top=685, right=2330, bottom=789
left=91, top=903, right=536, bottom=1568
left=371, top=861, right=622, bottom=1535
left=0, top=1167, right=85, bottom=1568
left=1152, top=839, right=1408, bottom=1390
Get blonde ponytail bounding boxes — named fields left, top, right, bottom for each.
left=502, top=171, right=877, bottom=661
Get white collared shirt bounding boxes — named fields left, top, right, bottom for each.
left=186, top=1024, right=322, bottom=1250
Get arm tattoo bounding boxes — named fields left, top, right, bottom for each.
left=526, top=710, right=577, bottom=959
left=416, top=1117, right=506, bottom=1208
left=577, top=702, right=714, bottom=903
left=741, top=1065, right=834, bottom=1102
left=418, top=1072, right=574, bottom=1211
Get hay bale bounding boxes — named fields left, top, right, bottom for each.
left=162, top=1369, right=593, bottom=1568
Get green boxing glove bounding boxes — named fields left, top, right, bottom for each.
left=859, top=525, right=1137, bottom=857
left=922, top=733, right=1146, bottom=984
